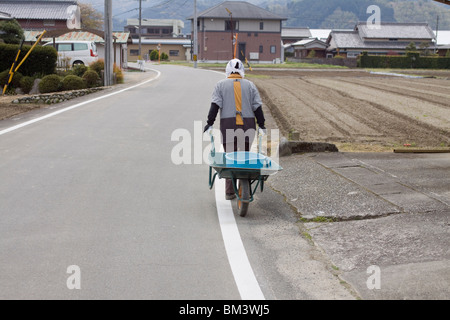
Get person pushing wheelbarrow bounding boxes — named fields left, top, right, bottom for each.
left=204, top=59, right=266, bottom=200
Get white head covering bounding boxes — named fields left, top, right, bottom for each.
left=225, top=59, right=245, bottom=78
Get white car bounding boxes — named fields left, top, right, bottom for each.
left=43, top=41, right=98, bottom=68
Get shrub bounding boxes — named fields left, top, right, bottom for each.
left=20, top=76, right=35, bottom=94
left=89, top=59, right=104, bottom=78
left=0, top=69, right=23, bottom=88
left=39, top=74, right=62, bottom=93
left=0, top=19, right=24, bottom=45
left=0, top=44, right=57, bottom=77
left=62, top=75, right=86, bottom=91
left=150, top=50, right=159, bottom=61
left=359, top=52, right=450, bottom=69
left=72, top=64, right=88, bottom=77
left=113, top=63, right=124, bottom=84
left=161, top=52, right=169, bottom=61
left=82, top=69, right=100, bottom=88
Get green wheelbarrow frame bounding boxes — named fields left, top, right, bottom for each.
left=207, top=132, right=282, bottom=203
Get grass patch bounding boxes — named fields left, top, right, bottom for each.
left=300, top=216, right=335, bottom=223
left=336, top=143, right=393, bottom=153
left=161, top=60, right=347, bottom=69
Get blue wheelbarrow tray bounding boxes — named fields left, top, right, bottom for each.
left=208, top=151, right=283, bottom=201
left=209, top=151, right=282, bottom=179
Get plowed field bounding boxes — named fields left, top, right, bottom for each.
left=251, top=70, right=450, bottom=151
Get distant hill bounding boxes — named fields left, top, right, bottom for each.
left=275, top=0, right=450, bottom=29
left=78, top=0, right=450, bottom=31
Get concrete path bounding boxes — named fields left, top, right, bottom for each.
left=269, top=151, right=450, bottom=299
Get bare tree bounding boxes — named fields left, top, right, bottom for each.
left=79, top=2, right=104, bottom=30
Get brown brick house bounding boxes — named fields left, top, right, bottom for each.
left=188, top=1, right=286, bottom=63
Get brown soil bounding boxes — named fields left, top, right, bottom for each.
left=0, top=95, right=44, bottom=120
left=249, top=69, right=450, bottom=152
left=1, top=68, right=449, bottom=152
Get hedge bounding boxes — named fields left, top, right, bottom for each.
left=358, top=52, right=450, bottom=69
left=0, top=43, right=57, bottom=77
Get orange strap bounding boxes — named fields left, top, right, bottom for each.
left=229, top=74, right=244, bottom=125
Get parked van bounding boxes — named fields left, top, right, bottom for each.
left=43, top=41, right=98, bottom=68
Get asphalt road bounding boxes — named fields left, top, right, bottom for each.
left=0, top=65, right=235, bottom=299
left=0, top=64, right=356, bottom=300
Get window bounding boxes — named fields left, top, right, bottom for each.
left=58, top=44, right=72, bottom=52
left=44, top=20, right=55, bottom=27
left=225, top=20, right=238, bottom=31
left=260, top=22, right=264, bottom=30
left=270, top=45, right=276, bottom=54
left=259, top=45, right=263, bottom=53
left=169, top=50, right=179, bottom=56
left=130, top=49, right=139, bottom=56
left=73, top=43, right=88, bottom=51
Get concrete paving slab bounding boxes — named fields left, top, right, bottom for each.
left=315, top=153, right=450, bottom=214
left=268, top=154, right=400, bottom=221
left=305, top=211, right=450, bottom=299
left=270, top=152, right=450, bottom=299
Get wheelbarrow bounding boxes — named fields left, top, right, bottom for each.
left=208, top=129, right=283, bottom=217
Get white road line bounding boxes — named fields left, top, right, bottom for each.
left=215, top=178, right=265, bottom=300
left=0, top=69, right=161, bottom=137
left=204, top=66, right=265, bottom=300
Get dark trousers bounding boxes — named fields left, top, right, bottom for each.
left=223, top=139, right=251, bottom=195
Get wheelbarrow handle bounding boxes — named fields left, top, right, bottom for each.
left=208, top=128, right=215, bottom=157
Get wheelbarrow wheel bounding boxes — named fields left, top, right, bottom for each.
left=237, top=179, right=250, bottom=217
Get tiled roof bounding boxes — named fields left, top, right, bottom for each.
left=0, top=1, right=77, bottom=20
left=188, top=1, right=286, bottom=20
left=356, top=22, right=435, bottom=40
left=0, top=10, right=11, bottom=19
left=329, top=31, right=364, bottom=49
left=25, top=30, right=131, bottom=44
left=282, top=28, right=312, bottom=39
left=291, top=38, right=328, bottom=49
left=328, top=23, right=436, bottom=51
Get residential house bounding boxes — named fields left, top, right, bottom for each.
left=291, top=38, right=328, bottom=58
left=282, top=27, right=311, bottom=56
left=187, top=1, right=287, bottom=63
left=128, top=38, right=192, bottom=61
left=125, top=19, right=185, bottom=39
left=282, top=27, right=311, bottom=45
left=436, top=30, right=450, bottom=56
left=0, top=0, right=80, bottom=30
left=326, top=22, right=436, bottom=58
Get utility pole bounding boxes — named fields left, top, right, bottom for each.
left=104, top=0, right=113, bottom=86
left=193, top=0, right=198, bottom=68
left=435, top=15, right=439, bottom=54
left=139, top=0, right=142, bottom=60
left=226, top=8, right=234, bottom=59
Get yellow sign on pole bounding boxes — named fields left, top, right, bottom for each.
left=3, top=30, right=47, bottom=95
